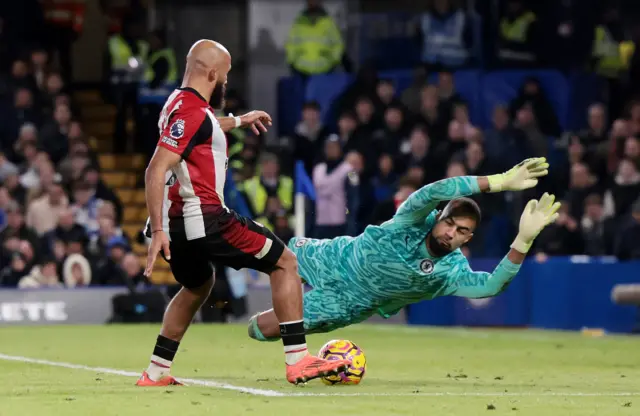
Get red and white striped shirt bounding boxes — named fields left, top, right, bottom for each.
left=155, top=87, right=229, bottom=240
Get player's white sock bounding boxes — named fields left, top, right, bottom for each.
left=147, top=355, right=172, bottom=381
left=280, top=320, right=308, bottom=365
left=284, top=343, right=309, bottom=365
left=146, top=335, right=180, bottom=381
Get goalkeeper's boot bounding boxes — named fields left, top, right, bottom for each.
left=286, top=354, right=351, bottom=385
left=135, top=371, right=184, bottom=386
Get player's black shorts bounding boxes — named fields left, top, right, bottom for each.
left=165, top=211, right=285, bottom=290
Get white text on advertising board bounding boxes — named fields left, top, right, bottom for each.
left=0, top=302, right=68, bottom=322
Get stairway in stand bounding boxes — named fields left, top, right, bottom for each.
left=74, top=90, right=175, bottom=284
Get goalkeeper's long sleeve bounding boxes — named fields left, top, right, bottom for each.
left=445, top=255, right=522, bottom=298
left=393, top=176, right=481, bottom=225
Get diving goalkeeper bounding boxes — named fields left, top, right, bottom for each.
left=248, top=158, right=560, bottom=341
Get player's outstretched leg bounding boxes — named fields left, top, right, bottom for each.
left=248, top=310, right=280, bottom=341
left=136, top=278, right=214, bottom=386
left=268, top=249, right=351, bottom=384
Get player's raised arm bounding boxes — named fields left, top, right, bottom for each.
left=446, top=193, right=560, bottom=298
left=394, top=158, right=549, bottom=224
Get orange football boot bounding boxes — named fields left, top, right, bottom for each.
left=135, top=371, right=184, bottom=386
left=286, top=354, right=351, bottom=385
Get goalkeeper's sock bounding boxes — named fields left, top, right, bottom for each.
left=147, top=335, right=180, bottom=381
left=280, top=320, right=308, bottom=365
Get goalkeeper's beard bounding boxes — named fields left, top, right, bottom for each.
left=426, top=232, right=453, bottom=257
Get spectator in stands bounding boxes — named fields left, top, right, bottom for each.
left=401, top=66, right=428, bottom=114
left=40, top=72, right=66, bottom=120
left=0, top=201, right=39, bottom=260
left=26, top=173, right=67, bottom=236
left=603, top=158, right=640, bottom=218
left=1, top=88, right=41, bottom=150
left=0, top=152, right=18, bottom=182
left=8, top=59, right=37, bottom=93
left=373, top=79, right=398, bottom=117
left=565, top=162, right=600, bottom=220
left=417, top=0, right=473, bottom=70
left=82, top=164, right=123, bottom=224
left=614, top=198, right=640, bottom=260
left=71, top=181, right=103, bottom=233
left=624, top=136, right=640, bottom=169
left=104, top=16, right=147, bottom=154
left=285, top=0, right=346, bottom=78
left=120, top=252, right=150, bottom=290
left=565, top=136, right=607, bottom=185
left=10, top=123, right=38, bottom=163
left=18, top=256, right=62, bottom=289
left=591, top=4, right=629, bottom=121
left=62, top=253, right=92, bottom=287
left=581, top=193, right=616, bottom=256
left=240, top=153, right=293, bottom=224
left=3, top=172, right=26, bottom=207
left=273, top=210, right=294, bottom=244
left=313, top=142, right=361, bottom=239
left=336, top=111, right=357, bottom=149
left=334, top=65, right=378, bottom=117
left=39, top=102, right=72, bottom=164
left=565, top=103, right=609, bottom=155
left=437, top=70, right=464, bottom=118
left=484, top=105, right=520, bottom=168
left=370, top=176, right=419, bottom=225
left=396, top=125, right=439, bottom=184
left=535, top=201, right=584, bottom=259
left=512, top=103, right=547, bottom=158
left=293, top=101, right=330, bottom=175
left=372, top=104, right=408, bottom=156
left=94, top=235, right=130, bottom=286
left=30, top=47, right=49, bottom=91
left=509, top=77, right=561, bottom=137
left=371, top=153, right=397, bottom=203
left=25, top=158, right=57, bottom=205
left=41, top=206, right=86, bottom=257
left=496, top=0, right=539, bottom=67
left=418, top=85, right=448, bottom=142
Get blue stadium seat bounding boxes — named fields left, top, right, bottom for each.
left=277, top=76, right=306, bottom=136
left=305, top=73, right=355, bottom=124
left=480, top=70, right=569, bottom=129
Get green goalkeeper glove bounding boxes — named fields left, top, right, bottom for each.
left=511, top=192, right=561, bottom=254
left=487, top=157, right=549, bottom=193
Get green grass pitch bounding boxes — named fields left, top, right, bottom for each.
left=0, top=324, right=638, bottom=415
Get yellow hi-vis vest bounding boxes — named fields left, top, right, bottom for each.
left=240, top=176, right=293, bottom=218
left=499, top=12, right=536, bottom=61
left=592, top=25, right=633, bottom=78
left=139, top=48, right=179, bottom=104
left=108, top=35, right=148, bottom=83
left=285, top=13, right=344, bottom=75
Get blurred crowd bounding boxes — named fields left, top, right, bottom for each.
left=1, top=0, right=640, bottom=297
left=228, top=0, right=640, bottom=261
left=0, top=1, right=150, bottom=290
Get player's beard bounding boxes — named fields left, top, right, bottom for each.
left=426, top=232, right=453, bottom=257
left=209, top=83, right=226, bottom=109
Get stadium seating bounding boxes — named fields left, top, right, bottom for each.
left=277, top=69, right=595, bottom=134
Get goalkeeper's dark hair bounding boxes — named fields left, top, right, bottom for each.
left=441, top=197, right=482, bottom=226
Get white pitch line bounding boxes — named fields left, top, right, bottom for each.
left=1, top=353, right=639, bottom=398
left=0, top=353, right=285, bottom=397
